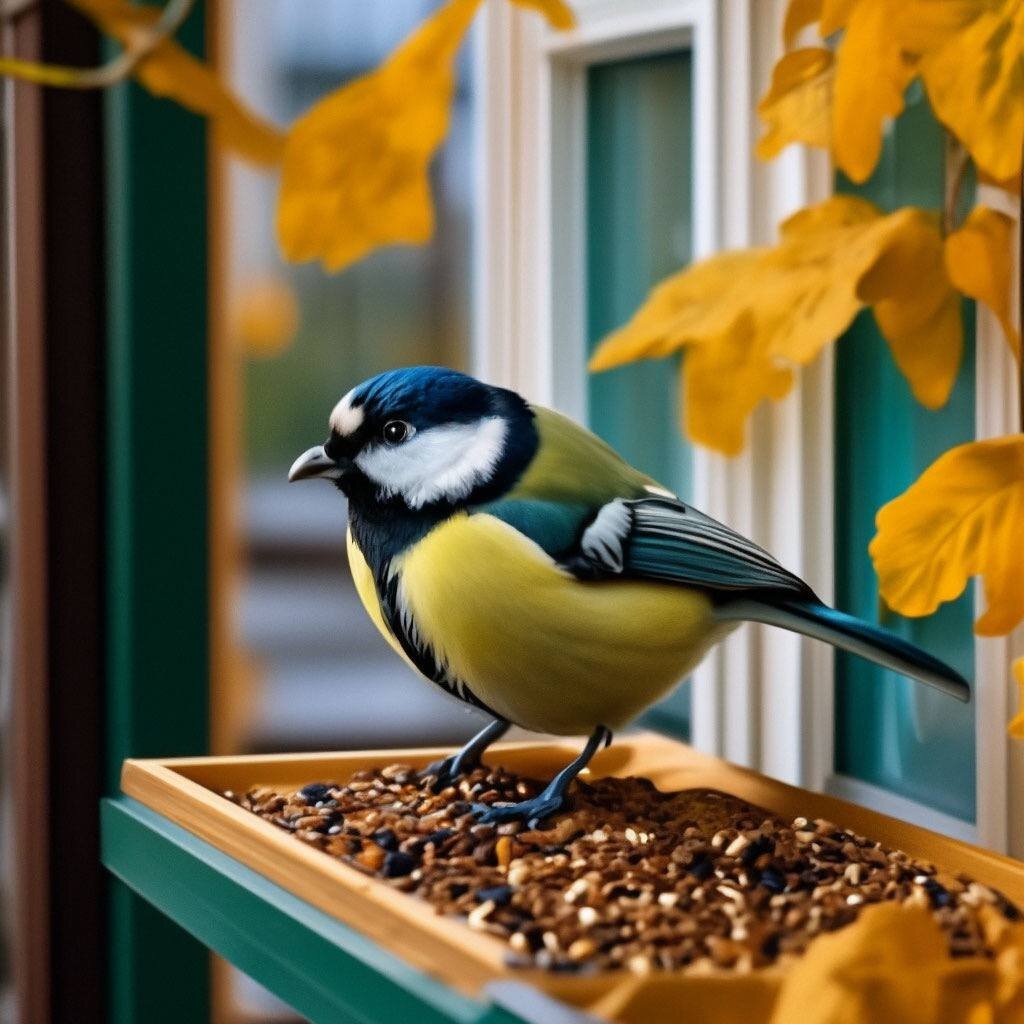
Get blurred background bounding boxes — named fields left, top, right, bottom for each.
left=219, top=0, right=483, bottom=757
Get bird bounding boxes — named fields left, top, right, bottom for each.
left=289, top=366, right=970, bottom=827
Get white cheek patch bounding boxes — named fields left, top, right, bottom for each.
left=355, top=417, right=508, bottom=509
left=329, top=390, right=365, bottom=436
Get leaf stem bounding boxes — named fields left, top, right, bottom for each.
left=943, top=134, right=969, bottom=236
left=0, top=0, right=195, bottom=89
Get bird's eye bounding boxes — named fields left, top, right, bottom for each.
left=382, top=420, right=413, bottom=445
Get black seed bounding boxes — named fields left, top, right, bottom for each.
left=317, top=811, right=344, bottom=833
left=426, top=828, right=455, bottom=847
left=381, top=851, right=416, bottom=878
left=688, top=854, right=714, bottom=881
left=759, top=867, right=786, bottom=894
left=449, top=801, right=471, bottom=817
left=372, top=828, right=399, bottom=851
left=299, top=783, right=332, bottom=804
left=449, top=882, right=469, bottom=898
left=741, top=836, right=774, bottom=865
left=476, top=885, right=514, bottom=906
left=761, top=932, right=781, bottom=958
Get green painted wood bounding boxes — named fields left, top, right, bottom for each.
left=586, top=52, right=694, bottom=739
left=833, top=90, right=976, bottom=822
left=104, top=4, right=211, bottom=1020
left=101, top=798, right=537, bottom=1024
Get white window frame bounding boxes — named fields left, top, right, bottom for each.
left=472, top=0, right=1022, bottom=855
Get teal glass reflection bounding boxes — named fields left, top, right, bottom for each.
left=833, top=91, right=976, bottom=822
left=586, top=52, right=694, bottom=739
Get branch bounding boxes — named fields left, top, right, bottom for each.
left=0, top=0, right=194, bottom=88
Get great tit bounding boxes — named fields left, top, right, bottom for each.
left=290, top=366, right=969, bottom=827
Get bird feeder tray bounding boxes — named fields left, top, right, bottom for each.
left=117, top=732, right=1024, bottom=1023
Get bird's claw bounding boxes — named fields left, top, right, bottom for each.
left=471, top=794, right=567, bottom=830
left=418, top=756, right=460, bottom=793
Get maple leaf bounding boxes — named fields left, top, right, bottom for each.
left=870, top=436, right=1024, bottom=636
left=757, top=48, right=833, bottom=160
left=589, top=196, right=962, bottom=455
left=67, top=0, right=285, bottom=166
left=276, top=0, right=575, bottom=272
left=831, top=0, right=917, bottom=183
left=904, top=0, right=1024, bottom=184
left=945, top=205, right=1021, bottom=360
left=769, top=904, right=949, bottom=1024
left=775, top=0, right=1024, bottom=186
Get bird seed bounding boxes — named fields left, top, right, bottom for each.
left=226, top=764, right=1020, bottom=974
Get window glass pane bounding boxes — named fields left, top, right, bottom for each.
left=586, top=52, right=693, bottom=739
left=833, top=92, right=976, bottom=822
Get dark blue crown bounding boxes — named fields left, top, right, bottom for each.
left=351, top=366, right=496, bottom=429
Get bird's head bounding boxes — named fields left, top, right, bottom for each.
left=288, top=367, right=538, bottom=513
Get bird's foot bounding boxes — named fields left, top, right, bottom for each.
left=472, top=793, right=568, bottom=830
left=418, top=755, right=464, bottom=793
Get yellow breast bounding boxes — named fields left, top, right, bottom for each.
left=350, top=513, right=730, bottom=735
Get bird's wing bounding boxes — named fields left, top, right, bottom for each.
left=470, top=404, right=657, bottom=561
left=569, top=494, right=817, bottom=602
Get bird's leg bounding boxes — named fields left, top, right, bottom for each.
left=420, top=718, right=511, bottom=791
left=474, top=726, right=612, bottom=829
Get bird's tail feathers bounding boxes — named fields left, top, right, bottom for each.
left=714, top=599, right=970, bottom=702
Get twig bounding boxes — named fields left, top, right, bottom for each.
left=943, top=134, right=970, bottom=236
left=0, top=0, right=194, bottom=88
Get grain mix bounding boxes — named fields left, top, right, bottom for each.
left=225, top=764, right=1020, bottom=974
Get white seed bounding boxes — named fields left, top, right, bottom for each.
left=564, top=879, right=590, bottom=904
left=658, top=892, right=679, bottom=908
left=468, top=901, right=495, bottom=929
left=578, top=906, right=599, bottom=926
left=627, top=955, right=652, bottom=975
left=725, top=835, right=751, bottom=858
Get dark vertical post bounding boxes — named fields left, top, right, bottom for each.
left=104, top=3, right=211, bottom=1020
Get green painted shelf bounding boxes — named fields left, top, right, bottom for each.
left=100, top=798, right=600, bottom=1024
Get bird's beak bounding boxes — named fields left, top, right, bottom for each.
left=288, top=445, right=343, bottom=483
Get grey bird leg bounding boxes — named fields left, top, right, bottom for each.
left=420, top=718, right=511, bottom=790
left=474, top=725, right=612, bottom=829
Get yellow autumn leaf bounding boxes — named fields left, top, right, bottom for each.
left=783, top=0, right=824, bottom=47
left=781, top=0, right=860, bottom=43
left=67, top=0, right=285, bottom=166
left=757, top=48, right=833, bottom=160
left=510, top=0, right=576, bottom=29
left=234, top=275, right=300, bottom=358
left=590, top=195, right=962, bottom=455
left=904, top=0, right=1024, bottom=183
left=870, top=436, right=1024, bottom=636
left=276, top=0, right=574, bottom=272
left=832, top=0, right=917, bottom=184
left=945, top=206, right=1020, bottom=360
left=818, top=0, right=860, bottom=36
left=770, top=904, right=950, bottom=1024
left=1009, top=659, right=1024, bottom=741
left=857, top=207, right=962, bottom=408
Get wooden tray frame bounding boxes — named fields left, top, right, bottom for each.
left=122, top=731, right=1024, bottom=1020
